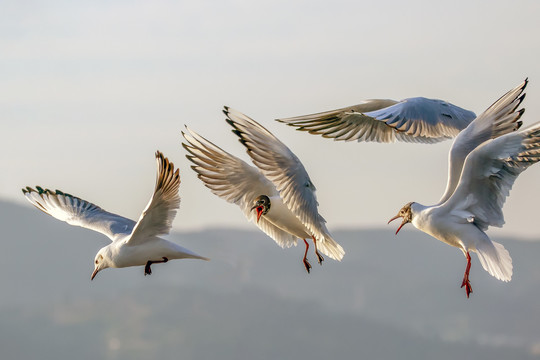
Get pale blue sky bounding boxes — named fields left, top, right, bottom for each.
left=2, top=0, right=540, bottom=238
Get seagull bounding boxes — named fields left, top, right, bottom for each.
left=388, top=79, right=539, bottom=298
left=277, top=97, right=476, bottom=143
left=182, top=107, right=344, bottom=273
left=22, top=151, right=209, bottom=280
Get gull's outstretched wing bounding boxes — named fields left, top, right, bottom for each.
left=182, top=127, right=298, bottom=249
left=437, top=79, right=527, bottom=204
left=22, top=186, right=135, bottom=241
left=127, top=151, right=180, bottom=245
left=443, top=122, right=540, bottom=231
left=225, top=107, right=344, bottom=260
left=277, top=97, right=476, bottom=144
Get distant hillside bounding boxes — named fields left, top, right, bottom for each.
left=1, top=200, right=539, bottom=359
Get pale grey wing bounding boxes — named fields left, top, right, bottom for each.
left=277, top=99, right=401, bottom=143
left=182, top=127, right=298, bottom=249
left=365, top=97, right=476, bottom=142
left=127, top=151, right=181, bottom=246
left=443, top=122, right=540, bottom=231
left=277, top=98, right=475, bottom=144
left=225, top=107, right=344, bottom=260
left=22, top=186, right=135, bottom=241
left=437, top=79, right=527, bottom=205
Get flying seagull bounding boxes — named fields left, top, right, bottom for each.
left=182, top=107, right=344, bottom=273
left=277, top=97, right=476, bottom=143
left=22, top=151, right=208, bottom=280
left=388, top=79, right=537, bottom=298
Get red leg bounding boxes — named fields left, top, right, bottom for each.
left=302, top=239, right=312, bottom=273
left=460, top=252, right=473, bottom=298
left=312, top=236, right=324, bottom=265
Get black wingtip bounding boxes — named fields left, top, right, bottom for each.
left=225, top=117, right=246, bottom=144
left=274, top=118, right=298, bottom=128
left=229, top=126, right=250, bottom=148
left=225, top=118, right=235, bottom=128
left=516, top=108, right=526, bottom=121
left=231, top=128, right=242, bottom=137
left=181, top=142, right=191, bottom=153
left=222, top=106, right=231, bottom=118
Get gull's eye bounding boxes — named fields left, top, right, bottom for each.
left=95, top=260, right=98, bottom=264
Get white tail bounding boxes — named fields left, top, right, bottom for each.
left=317, top=236, right=345, bottom=261
left=476, top=240, right=513, bottom=282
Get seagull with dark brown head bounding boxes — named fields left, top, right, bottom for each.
left=389, top=79, right=538, bottom=298
left=182, top=107, right=344, bottom=273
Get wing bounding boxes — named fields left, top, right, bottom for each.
left=276, top=97, right=475, bottom=144
left=442, top=122, right=540, bottom=231
left=224, top=107, right=342, bottom=260
left=437, top=79, right=527, bottom=205
left=127, top=151, right=181, bottom=245
left=22, top=186, right=135, bottom=241
left=181, top=127, right=298, bottom=249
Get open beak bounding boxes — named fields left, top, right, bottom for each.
left=388, top=215, right=407, bottom=235
left=91, top=267, right=99, bottom=281
left=251, top=205, right=264, bottom=223
left=255, top=207, right=264, bottom=222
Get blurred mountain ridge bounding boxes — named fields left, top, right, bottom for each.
left=1, top=199, right=539, bottom=359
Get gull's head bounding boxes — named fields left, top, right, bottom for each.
left=91, top=248, right=111, bottom=281
left=250, top=195, right=271, bottom=223
left=388, top=202, right=414, bottom=235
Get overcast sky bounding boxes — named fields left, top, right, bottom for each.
left=2, top=0, right=540, bottom=238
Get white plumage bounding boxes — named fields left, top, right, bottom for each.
left=23, top=151, right=208, bottom=280
left=389, top=79, right=537, bottom=298
left=277, top=97, right=476, bottom=143
left=182, top=107, right=344, bottom=273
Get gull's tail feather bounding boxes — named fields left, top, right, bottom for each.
left=317, top=236, right=345, bottom=261
left=174, top=247, right=210, bottom=261
left=476, top=240, right=513, bottom=282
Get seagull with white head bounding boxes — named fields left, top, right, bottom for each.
left=23, top=151, right=208, bottom=280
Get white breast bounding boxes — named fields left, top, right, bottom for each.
left=263, top=196, right=311, bottom=239
left=413, top=205, right=474, bottom=250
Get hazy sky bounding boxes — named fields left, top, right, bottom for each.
left=2, top=0, right=540, bottom=238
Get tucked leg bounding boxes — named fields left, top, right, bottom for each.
left=311, top=236, right=324, bottom=265
left=302, top=239, right=312, bottom=273
left=460, top=252, right=473, bottom=298
left=144, top=257, right=169, bottom=276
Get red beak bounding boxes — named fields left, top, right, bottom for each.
left=255, top=206, right=263, bottom=222
left=388, top=215, right=405, bottom=235
left=394, top=221, right=406, bottom=235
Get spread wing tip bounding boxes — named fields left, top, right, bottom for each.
left=23, top=186, right=72, bottom=197
left=154, top=150, right=180, bottom=187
